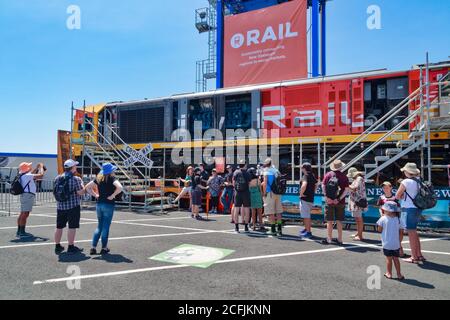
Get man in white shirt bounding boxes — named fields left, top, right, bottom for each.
left=17, top=162, right=44, bottom=238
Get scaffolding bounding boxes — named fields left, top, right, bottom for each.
left=195, top=0, right=218, bottom=92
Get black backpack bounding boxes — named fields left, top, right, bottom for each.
left=10, top=173, right=29, bottom=196
left=325, top=173, right=340, bottom=200
left=234, top=171, right=248, bottom=192
left=53, top=174, right=72, bottom=202
left=406, top=178, right=437, bottom=210
left=271, top=173, right=287, bottom=195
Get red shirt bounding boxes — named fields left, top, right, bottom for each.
left=322, top=171, right=349, bottom=205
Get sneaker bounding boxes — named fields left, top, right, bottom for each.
left=300, top=229, right=308, bottom=235
left=100, top=248, right=110, bottom=255
left=196, top=215, right=204, bottom=221
left=277, top=225, right=283, bottom=236
left=18, top=231, right=34, bottom=238
left=270, top=225, right=277, bottom=235
left=67, top=246, right=84, bottom=255
left=55, top=244, right=65, bottom=255
left=90, top=248, right=97, bottom=255
left=235, top=225, right=240, bottom=233
left=302, top=232, right=313, bottom=239
left=244, top=225, right=249, bottom=233
left=321, top=239, right=332, bottom=245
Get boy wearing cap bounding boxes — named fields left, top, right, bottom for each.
left=377, top=201, right=405, bottom=280
left=53, top=159, right=86, bottom=255
left=16, top=162, right=44, bottom=238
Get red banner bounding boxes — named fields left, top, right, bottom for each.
left=75, top=110, right=94, bottom=124
left=224, top=0, right=307, bottom=88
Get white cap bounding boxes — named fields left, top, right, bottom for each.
left=64, top=159, right=79, bottom=169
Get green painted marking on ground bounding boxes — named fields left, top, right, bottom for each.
left=150, top=244, right=235, bottom=268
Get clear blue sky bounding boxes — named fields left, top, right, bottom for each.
left=0, top=0, right=449, bottom=154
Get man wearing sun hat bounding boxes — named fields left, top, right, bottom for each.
left=16, top=162, right=44, bottom=238
left=53, top=159, right=86, bottom=255
left=395, top=162, right=425, bottom=264
left=321, top=159, right=350, bottom=245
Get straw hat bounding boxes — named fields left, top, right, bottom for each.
left=19, top=162, right=32, bottom=174
left=347, top=167, right=365, bottom=179
left=401, top=163, right=421, bottom=176
left=330, top=160, right=345, bottom=171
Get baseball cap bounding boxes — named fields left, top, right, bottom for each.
left=382, top=181, right=392, bottom=187
left=302, top=163, right=312, bottom=172
left=382, top=201, right=400, bottom=213
left=64, top=159, right=79, bottom=169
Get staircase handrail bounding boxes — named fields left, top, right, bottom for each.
left=342, top=106, right=423, bottom=172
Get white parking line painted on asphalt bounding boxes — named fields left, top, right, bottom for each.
left=0, top=222, right=97, bottom=230
left=403, top=249, right=450, bottom=256
left=0, top=229, right=235, bottom=250
left=17, top=214, right=226, bottom=233
left=32, top=237, right=449, bottom=285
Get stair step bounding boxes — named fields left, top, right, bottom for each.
left=385, top=148, right=402, bottom=156
left=375, top=156, right=390, bottom=162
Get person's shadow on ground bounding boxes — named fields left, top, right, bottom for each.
left=93, top=254, right=133, bottom=264
left=399, top=278, right=435, bottom=289
left=10, top=235, right=49, bottom=243
left=58, top=252, right=91, bottom=263
left=417, top=261, right=450, bottom=275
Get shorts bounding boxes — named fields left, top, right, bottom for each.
left=263, top=193, right=283, bottom=215
left=403, top=207, right=421, bottom=230
left=351, top=209, right=363, bottom=218
left=235, top=191, right=251, bottom=208
left=20, top=193, right=35, bottom=212
left=300, top=200, right=313, bottom=219
left=56, top=206, right=81, bottom=229
left=191, top=189, right=202, bottom=206
left=325, top=204, right=345, bottom=222
left=399, top=212, right=407, bottom=230
left=383, top=249, right=400, bottom=257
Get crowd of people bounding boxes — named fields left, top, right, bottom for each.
left=13, top=157, right=429, bottom=280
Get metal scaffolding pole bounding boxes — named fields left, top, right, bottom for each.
left=426, top=53, right=432, bottom=182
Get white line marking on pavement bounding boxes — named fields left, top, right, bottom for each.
left=0, top=229, right=234, bottom=250
left=32, top=237, right=450, bottom=285
left=403, top=249, right=450, bottom=256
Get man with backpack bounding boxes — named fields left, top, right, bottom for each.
left=322, top=160, right=350, bottom=245
left=53, top=159, right=86, bottom=255
left=12, top=162, right=44, bottom=238
left=262, top=158, right=285, bottom=236
left=233, top=162, right=251, bottom=233
left=395, top=163, right=435, bottom=264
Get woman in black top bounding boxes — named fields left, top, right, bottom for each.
left=85, top=163, right=123, bottom=255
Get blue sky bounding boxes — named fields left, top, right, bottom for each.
left=0, top=0, right=449, bottom=154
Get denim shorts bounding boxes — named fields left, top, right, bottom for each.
left=402, top=207, right=422, bottom=230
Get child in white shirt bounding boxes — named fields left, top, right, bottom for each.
left=377, top=201, right=405, bottom=280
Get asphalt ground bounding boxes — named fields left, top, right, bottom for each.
left=0, top=204, right=449, bottom=300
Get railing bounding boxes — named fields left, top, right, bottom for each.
left=0, top=180, right=56, bottom=217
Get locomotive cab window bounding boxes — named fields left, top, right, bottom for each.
left=363, top=76, right=409, bottom=130
left=188, top=98, right=214, bottom=138
left=225, top=94, right=252, bottom=131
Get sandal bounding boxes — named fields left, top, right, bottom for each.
left=384, top=274, right=393, bottom=280
left=418, top=256, right=427, bottom=262
left=398, top=276, right=406, bottom=281
left=403, top=257, right=419, bottom=264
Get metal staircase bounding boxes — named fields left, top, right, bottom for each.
left=79, top=119, right=174, bottom=212
left=325, top=72, right=450, bottom=181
